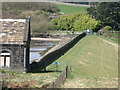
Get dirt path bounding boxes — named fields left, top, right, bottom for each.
left=50, top=1, right=90, bottom=7
left=98, top=37, right=118, bottom=51
left=102, top=39, right=118, bottom=47
left=102, top=39, right=118, bottom=53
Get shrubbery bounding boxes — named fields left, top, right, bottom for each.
left=52, top=13, right=101, bottom=31
left=73, top=14, right=100, bottom=31
left=31, top=14, right=52, bottom=36
left=102, top=26, right=112, bottom=31
left=98, top=26, right=113, bottom=35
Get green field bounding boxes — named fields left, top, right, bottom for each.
left=46, top=34, right=118, bottom=88
left=57, top=4, right=88, bottom=14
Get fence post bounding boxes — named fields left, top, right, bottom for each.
left=66, top=64, right=70, bottom=78
left=66, top=65, right=68, bottom=78
left=52, top=82, right=54, bottom=88
left=47, top=65, right=71, bottom=88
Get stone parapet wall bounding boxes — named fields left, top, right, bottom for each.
left=29, top=33, right=86, bottom=72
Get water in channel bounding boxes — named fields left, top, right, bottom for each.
left=30, top=41, right=58, bottom=62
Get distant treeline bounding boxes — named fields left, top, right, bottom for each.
left=2, top=2, right=60, bottom=13
left=2, top=2, right=60, bottom=36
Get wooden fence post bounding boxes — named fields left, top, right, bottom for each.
left=47, top=65, right=71, bottom=88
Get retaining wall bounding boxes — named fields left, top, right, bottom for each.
left=29, top=33, right=86, bottom=72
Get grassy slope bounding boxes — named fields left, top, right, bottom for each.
left=46, top=34, right=118, bottom=87
left=1, top=35, right=118, bottom=88
left=101, top=32, right=119, bottom=44
left=57, top=4, right=88, bottom=14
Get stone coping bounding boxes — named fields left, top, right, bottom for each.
left=0, top=19, right=26, bottom=22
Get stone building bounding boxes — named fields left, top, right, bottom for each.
left=0, top=17, right=31, bottom=72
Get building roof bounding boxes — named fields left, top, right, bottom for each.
left=0, top=18, right=30, bottom=44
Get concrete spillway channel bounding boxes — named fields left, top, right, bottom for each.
left=29, top=33, right=86, bottom=72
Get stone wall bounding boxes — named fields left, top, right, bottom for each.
left=0, top=44, right=25, bottom=71
left=29, top=33, right=86, bottom=72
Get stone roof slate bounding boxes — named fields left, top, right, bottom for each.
left=0, top=19, right=28, bottom=44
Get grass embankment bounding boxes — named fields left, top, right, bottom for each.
left=57, top=4, right=88, bottom=14
left=46, top=34, right=118, bottom=88
left=101, top=32, right=119, bottom=44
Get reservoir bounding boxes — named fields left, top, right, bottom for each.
left=30, top=41, right=58, bottom=61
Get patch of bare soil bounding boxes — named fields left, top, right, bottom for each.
left=4, top=80, right=38, bottom=88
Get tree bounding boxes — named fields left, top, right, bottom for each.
left=87, top=2, right=120, bottom=30
left=52, top=13, right=100, bottom=31
left=73, top=14, right=100, bottom=31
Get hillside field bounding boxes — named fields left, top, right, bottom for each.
left=57, top=4, right=88, bottom=14
left=46, top=34, right=118, bottom=88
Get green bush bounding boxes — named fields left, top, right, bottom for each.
left=73, top=14, right=100, bottom=31
left=52, top=13, right=101, bottom=31
left=103, top=26, right=112, bottom=31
